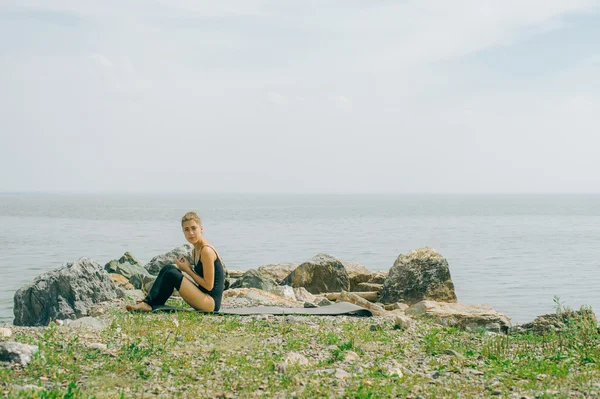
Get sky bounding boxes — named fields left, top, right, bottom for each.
left=0, top=0, right=599, bottom=194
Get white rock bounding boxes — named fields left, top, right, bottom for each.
left=0, top=328, right=12, bottom=338
left=394, top=315, right=415, bottom=330
left=272, top=285, right=297, bottom=301
left=0, top=342, right=39, bottom=367
left=87, top=343, right=108, bottom=350
left=283, top=351, right=309, bottom=366
left=344, top=350, right=360, bottom=362
left=335, top=368, right=351, bottom=380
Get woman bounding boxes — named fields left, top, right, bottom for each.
left=126, top=211, right=226, bottom=312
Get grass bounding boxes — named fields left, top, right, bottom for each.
left=1, top=300, right=600, bottom=398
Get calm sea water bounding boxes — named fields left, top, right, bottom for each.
left=1, top=193, right=599, bottom=325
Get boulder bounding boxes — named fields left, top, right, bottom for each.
left=406, top=300, right=511, bottom=332
left=0, top=342, right=39, bottom=367
left=518, top=308, right=597, bottom=335
left=257, top=263, right=299, bottom=283
left=380, top=247, right=457, bottom=305
left=281, top=254, right=350, bottom=294
left=129, top=273, right=156, bottom=292
left=144, top=244, right=193, bottom=275
left=272, top=285, right=296, bottom=301
left=230, top=269, right=278, bottom=292
left=104, top=252, right=147, bottom=280
left=228, top=270, right=245, bottom=279
left=336, top=292, right=387, bottom=316
left=13, top=257, right=118, bottom=326
left=293, top=287, right=317, bottom=304
left=356, top=283, right=383, bottom=292
left=342, top=261, right=388, bottom=290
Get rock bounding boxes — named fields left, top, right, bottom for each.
left=394, top=315, right=415, bottom=330
left=281, top=254, right=350, bottom=294
left=283, top=351, right=309, bottom=366
left=0, top=328, right=11, bottom=338
left=228, top=270, right=244, bottom=279
left=518, top=308, right=597, bottom=335
left=0, top=342, right=39, bottom=367
left=257, top=263, right=299, bottom=283
left=316, top=298, right=333, bottom=307
left=63, top=316, right=107, bottom=330
left=222, top=288, right=302, bottom=308
left=406, top=300, right=511, bottom=332
left=129, top=273, right=156, bottom=292
left=445, top=349, right=463, bottom=358
left=384, top=303, right=409, bottom=312
left=231, top=269, right=278, bottom=292
left=345, top=351, right=359, bottom=362
left=293, top=288, right=317, bottom=304
left=13, top=257, right=118, bottom=326
left=144, top=244, right=193, bottom=276
left=87, top=343, right=108, bottom=350
left=380, top=247, right=457, bottom=305
left=104, top=252, right=146, bottom=280
left=336, top=292, right=387, bottom=316
left=342, top=261, right=374, bottom=290
left=356, top=283, right=384, bottom=292
left=370, top=324, right=383, bottom=331
left=303, top=302, right=318, bottom=308
left=335, top=368, right=351, bottom=380
left=109, top=273, right=130, bottom=286
left=272, top=285, right=297, bottom=301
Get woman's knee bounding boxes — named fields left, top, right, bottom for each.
left=163, top=266, right=183, bottom=287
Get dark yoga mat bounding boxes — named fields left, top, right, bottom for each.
left=152, top=301, right=373, bottom=317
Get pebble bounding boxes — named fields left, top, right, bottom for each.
left=429, top=371, right=440, bottom=379
left=0, top=328, right=11, bottom=338
left=344, top=351, right=359, bottom=362
left=369, top=324, right=383, bottom=332
left=87, top=343, right=107, bottom=350
left=445, top=349, right=462, bottom=357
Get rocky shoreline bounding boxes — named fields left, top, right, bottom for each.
left=2, top=246, right=598, bottom=398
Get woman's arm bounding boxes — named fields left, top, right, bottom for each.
left=186, top=247, right=216, bottom=291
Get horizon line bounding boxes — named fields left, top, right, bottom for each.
left=1, top=191, right=600, bottom=196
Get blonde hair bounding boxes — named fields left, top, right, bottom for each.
left=181, top=211, right=201, bottom=226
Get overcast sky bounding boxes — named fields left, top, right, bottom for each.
left=1, top=1, right=599, bottom=194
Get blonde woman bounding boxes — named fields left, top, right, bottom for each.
left=126, top=212, right=226, bottom=312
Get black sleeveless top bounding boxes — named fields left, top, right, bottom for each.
left=192, top=246, right=225, bottom=312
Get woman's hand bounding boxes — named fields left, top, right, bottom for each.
left=173, top=257, right=192, bottom=274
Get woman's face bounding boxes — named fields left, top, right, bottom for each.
left=182, top=220, right=202, bottom=244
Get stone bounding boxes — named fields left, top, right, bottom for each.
left=356, top=283, right=384, bottom=292
left=293, top=287, right=317, bottom=304
left=144, top=244, right=193, bottom=275
left=445, top=349, right=463, bottom=358
left=384, top=303, right=409, bottom=312
left=0, top=342, right=39, bottom=367
left=281, top=254, right=350, bottom=294
left=87, top=343, right=108, bottom=350
left=394, top=315, right=415, bottom=330
left=336, top=292, right=387, bottom=316
left=109, top=273, right=129, bottom=286
left=256, top=263, right=299, bottom=283
left=129, top=273, right=156, bottom=292
left=303, top=302, right=318, bottom=308
left=13, top=257, right=118, bottom=326
left=380, top=247, right=457, bottom=305
left=342, top=261, right=374, bottom=291
left=316, top=298, right=333, bottom=307
left=344, top=350, right=359, bottom=362
left=63, top=316, right=107, bottom=330
left=406, top=300, right=511, bottom=332
left=272, top=285, right=297, bottom=301
left=0, top=328, right=11, bottom=338
left=222, top=288, right=302, bottom=308
left=104, top=252, right=146, bottom=280
left=335, top=368, right=351, bottom=380
left=518, top=308, right=597, bottom=335
left=230, top=269, right=278, bottom=292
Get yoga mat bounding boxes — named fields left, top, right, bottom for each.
left=152, top=301, right=373, bottom=317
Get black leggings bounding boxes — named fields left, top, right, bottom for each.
left=143, top=265, right=184, bottom=307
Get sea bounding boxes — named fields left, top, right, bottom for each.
left=1, top=193, right=599, bottom=325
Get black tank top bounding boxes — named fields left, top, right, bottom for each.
left=193, top=245, right=225, bottom=312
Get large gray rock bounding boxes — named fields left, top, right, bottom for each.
left=380, top=247, right=457, bottom=305
left=256, top=263, right=299, bottom=283
left=342, top=261, right=388, bottom=291
left=129, top=273, right=156, bottom=292
left=13, top=257, right=117, bottom=326
left=0, top=342, right=39, bottom=367
left=230, top=269, right=278, bottom=292
left=104, top=252, right=147, bottom=280
left=281, top=254, right=350, bottom=295
left=518, top=308, right=597, bottom=335
left=406, top=300, right=511, bottom=332
left=144, top=244, right=193, bottom=275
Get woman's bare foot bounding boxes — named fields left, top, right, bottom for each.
left=126, top=301, right=152, bottom=312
